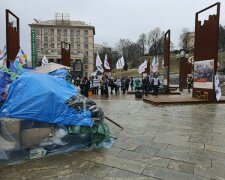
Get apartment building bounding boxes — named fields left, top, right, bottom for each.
left=29, top=14, right=95, bottom=77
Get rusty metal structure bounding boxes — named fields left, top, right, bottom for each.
left=6, top=9, right=20, bottom=68
left=179, top=51, right=192, bottom=90
left=163, top=30, right=170, bottom=93
left=193, top=2, right=220, bottom=101
left=61, top=42, right=71, bottom=67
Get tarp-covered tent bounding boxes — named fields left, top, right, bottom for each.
left=0, top=73, right=113, bottom=166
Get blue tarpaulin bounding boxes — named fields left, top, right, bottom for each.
left=49, top=69, right=68, bottom=79
left=0, top=74, right=93, bottom=126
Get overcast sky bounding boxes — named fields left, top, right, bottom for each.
left=0, top=0, right=224, bottom=58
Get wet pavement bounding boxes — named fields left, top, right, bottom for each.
left=1, top=93, right=225, bottom=179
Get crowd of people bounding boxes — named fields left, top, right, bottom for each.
left=73, top=73, right=162, bottom=98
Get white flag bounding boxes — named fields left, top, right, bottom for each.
left=138, top=60, right=147, bottom=74
left=97, top=65, right=104, bottom=73
left=104, top=54, right=110, bottom=69
left=91, top=70, right=98, bottom=77
left=96, top=52, right=102, bottom=66
left=42, top=55, right=48, bottom=66
left=152, top=56, right=159, bottom=73
left=215, top=74, right=221, bottom=101
left=116, top=56, right=125, bottom=69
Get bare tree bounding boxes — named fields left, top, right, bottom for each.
left=147, top=27, right=164, bottom=56
left=179, top=28, right=191, bottom=50
left=137, top=33, right=147, bottom=55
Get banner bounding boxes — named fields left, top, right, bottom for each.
left=193, top=59, right=214, bottom=89
left=16, top=48, right=27, bottom=65
left=104, top=54, right=110, bottom=69
left=31, top=29, right=37, bottom=68
left=138, top=60, right=147, bottom=74
left=214, top=74, right=221, bottom=101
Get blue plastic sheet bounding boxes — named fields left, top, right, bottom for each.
left=49, top=69, right=68, bottom=79
left=0, top=74, right=93, bottom=126
left=0, top=72, right=10, bottom=101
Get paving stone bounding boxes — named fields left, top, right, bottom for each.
left=112, top=139, right=139, bottom=151
left=148, top=156, right=171, bottom=168
left=81, top=152, right=148, bottom=174
left=142, top=165, right=206, bottom=180
left=116, top=150, right=154, bottom=163
left=168, top=160, right=195, bottom=174
left=194, top=165, right=225, bottom=179
left=58, top=172, right=101, bottom=180
left=103, top=168, right=156, bottom=180
left=134, top=145, right=159, bottom=156
left=77, top=162, right=113, bottom=178
left=205, top=144, right=225, bottom=154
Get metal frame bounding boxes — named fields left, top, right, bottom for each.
left=163, top=30, right=170, bottom=93
left=61, top=41, right=71, bottom=67
left=6, top=9, right=20, bottom=68
left=193, top=2, right=220, bottom=101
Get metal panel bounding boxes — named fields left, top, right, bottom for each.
left=163, top=30, right=170, bottom=93
left=61, top=41, right=71, bottom=67
left=6, top=9, right=20, bottom=68
left=193, top=2, right=220, bottom=101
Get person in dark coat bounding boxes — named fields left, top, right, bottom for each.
left=84, top=77, right=90, bottom=97
left=142, top=76, right=150, bottom=96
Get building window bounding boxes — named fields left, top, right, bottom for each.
left=57, top=29, right=61, bottom=35
left=84, top=51, right=88, bottom=56
left=44, top=49, right=48, bottom=54
left=36, top=43, right=40, bottom=49
left=84, top=44, right=88, bottom=49
left=64, top=37, right=67, bottom=42
left=84, top=30, right=88, bottom=36
left=57, top=43, right=60, bottom=48
left=51, top=50, right=55, bottom=53
left=36, top=28, right=40, bottom=35
left=44, top=28, right=49, bottom=35
left=84, top=37, right=88, bottom=43
left=71, top=44, right=74, bottom=48
left=44, top=36, right=48, bottom=42
left=57, top=36, right=61, bottom=42
left=77, top=43, right=80, bottom=49
left=70, top=37, right=74, bottom=43
left=44, top=43, right=48, bottom=48
left=76, top=29, right=80, bottom=36
left=50, top=36, right=54, bottom=42
left=50, top=29, right=54, bottom=35
left=84, top=65, right=88, bottom=70
left=64, top=29, right=67, bottom=36
left=51, top=43, right=54, bottom=48
left=70, top=29, right=74, bottom=36
left=77, top=37, right=80, bottom=43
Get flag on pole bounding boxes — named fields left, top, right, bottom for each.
left=96, top=65, right=104, bottom=73
left=95, top=52, right=104, bottom=73
left=152, top=56, right=159, bottom=72
left=215, top=74, right=221, bottom=101
left=42, top=55, right=48, bottom=66
left=16, top=48, right=27, bottom=65
left=138, top=60, right=147, bottom=74
left=10, top=57, right=24, bottom=75
left=91, top=70, right=98, bottom=77
left=116, top=56, right=125, bottom=69
left=104, top=54, right=110, bottom=69
left=96, top=52, right=102, bottom=66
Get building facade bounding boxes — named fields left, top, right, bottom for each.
left=29, top=14, right=95, bottom=77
